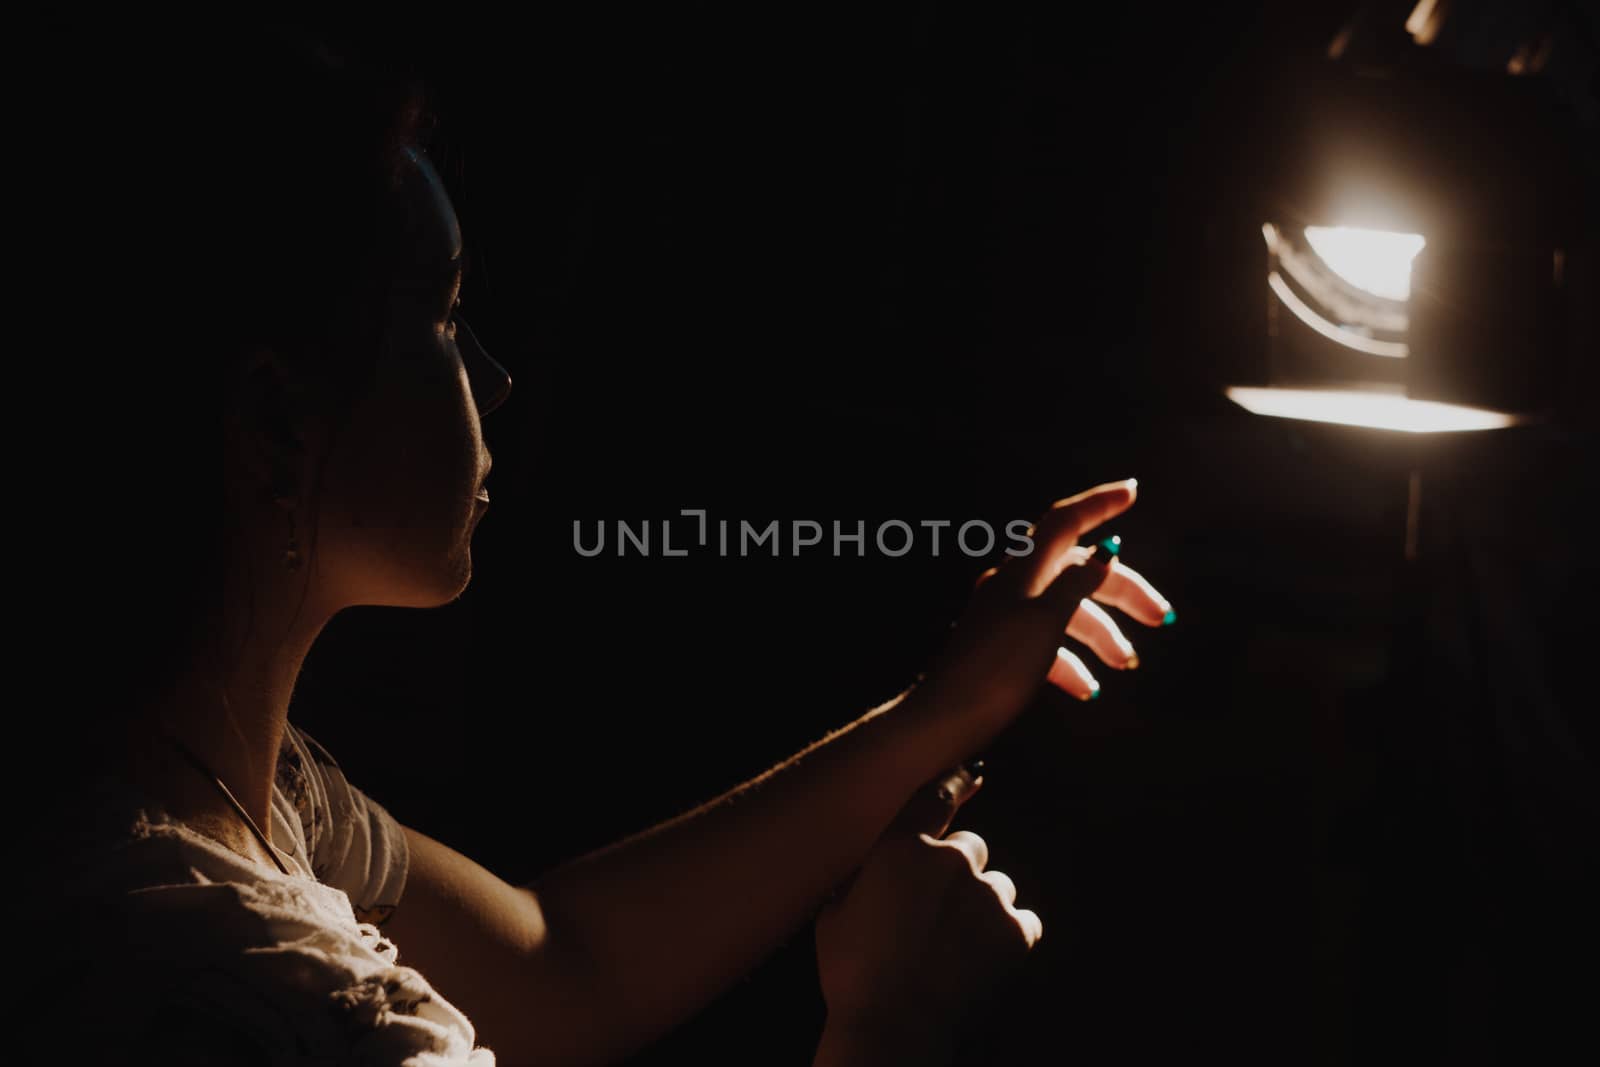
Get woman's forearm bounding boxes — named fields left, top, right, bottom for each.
left=531, top=686, right=969, bottom=1062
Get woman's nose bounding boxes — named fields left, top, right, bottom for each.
left=455, top=316, right=512, bottom=416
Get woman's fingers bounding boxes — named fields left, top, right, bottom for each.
left=969, top=866, right=1040, bottom=950
left=1067, top=598, right=1139, bottom=670
left=982, top=869, right=1017, bottom=908
left=1048, top=559, right=1174, bottom=688
left=1016, top=480, right=1138, bottom=598
left=1091, top=559, right=1175, bottom=629
left=940, top=829, right=989, bottom=874
left=1046, top=645, right=1101, bottom=701
left=1014, top=907, right=1044, bottom=947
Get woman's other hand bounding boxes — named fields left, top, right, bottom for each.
left=912, top=479, right=1174, bottom=740
left=813, top=766, right=1035, bottom=1065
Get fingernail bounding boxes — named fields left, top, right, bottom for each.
left=1162, top=609, right=1178, bottom=626
left=1126, top=478, right=1138, bottom=490
left=1082, top=686, right=1102, bottom=702
left=1125, top=654, right=1140, bottom=670
left=1091, top=535, right=1121, bottom=564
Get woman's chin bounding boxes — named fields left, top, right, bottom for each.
left=382, top=550, right=475, bottom=608
left=333, top=530, right=479, bottom=608
left=435, top=549, right=474, bottom=604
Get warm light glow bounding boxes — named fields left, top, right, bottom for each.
left=1406, top=0, right=1444, bottom=45
left=1225, top=387, right=1519, bottom=433
left=1303, top=226, right=1426, bottom=301
left=1267, top=271, right=1410, bottom=358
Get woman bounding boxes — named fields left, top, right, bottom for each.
left=47, top=31, right=1175, bottom=1066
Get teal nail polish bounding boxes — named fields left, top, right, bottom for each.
left=1092, top=535, right=1121, bottom=564
left=1088, top=687, right=1101, bottom=701
left=1162, top=609, right=1178, bottom=626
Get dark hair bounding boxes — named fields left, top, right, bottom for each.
left=61, top=30, right=434, bottom=733
left=177, top=32, right=431, bottom=394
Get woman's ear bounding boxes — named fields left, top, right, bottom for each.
left=226, top=346, right=312, bottom=503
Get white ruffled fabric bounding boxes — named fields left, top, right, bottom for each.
left=51, top=725, right=493, bottom=1065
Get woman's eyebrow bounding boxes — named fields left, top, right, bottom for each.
left=438, top=250, right=468, bottom=303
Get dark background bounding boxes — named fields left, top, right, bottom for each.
left=270, top=4, right=1597, bottom=1064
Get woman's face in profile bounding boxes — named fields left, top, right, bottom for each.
left=311, top=148, right=507, bottom=609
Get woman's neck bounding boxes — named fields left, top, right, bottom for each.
left=135, top=604, right=332, bottom=845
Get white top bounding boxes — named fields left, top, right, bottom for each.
left=51, top=724, right=494, bottom=1065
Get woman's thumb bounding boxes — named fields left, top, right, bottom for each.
left=821, top=762, right=986, bottom=914
left=886, top=761, right=986, bottom=841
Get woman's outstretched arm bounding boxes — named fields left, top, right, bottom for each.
left=387, top=688, right=953, bottom=1065
left=382, top=481, right=1170, bottom=1064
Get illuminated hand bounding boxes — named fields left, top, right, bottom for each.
left=814, top=768, right=1033, bottom=1064
left=915, top=479, right=1174, bottom=728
